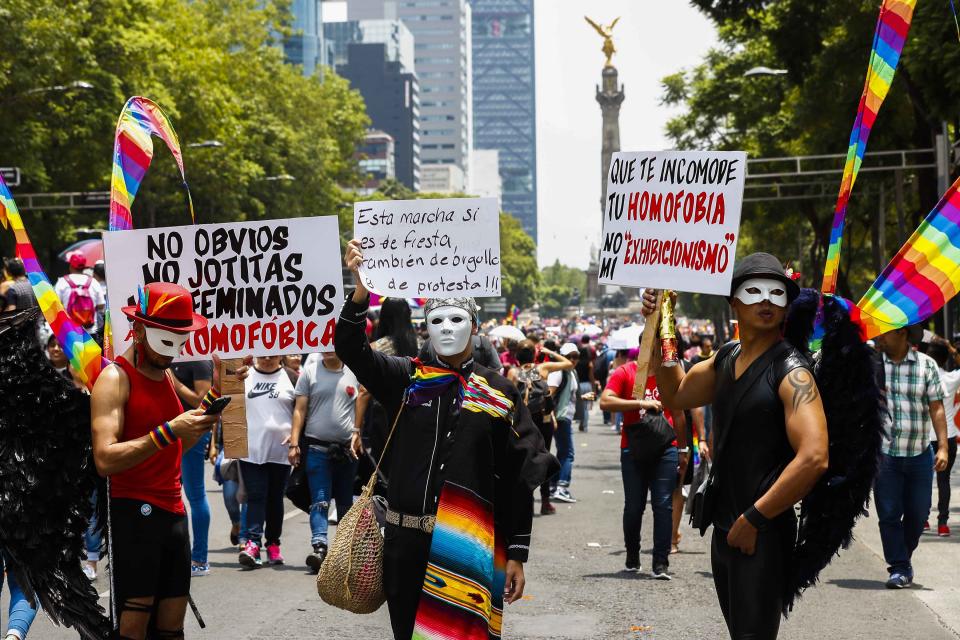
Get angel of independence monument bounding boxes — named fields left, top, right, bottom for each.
left=585, top=16, right=626, bottom=307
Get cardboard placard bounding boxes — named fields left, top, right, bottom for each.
left=354, top=197, right=502, bottom=298
left=218, top=357, right=247, bottom=460
left=102, top=216, right=343, bottom=361
left=598, top=151, right=746, bottom=295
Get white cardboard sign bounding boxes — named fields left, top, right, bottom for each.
left=102, top=216, right=343, bottom=360
left=598, top=150, right=746, bottom=295
left=354, top=197, right=501, bottom=298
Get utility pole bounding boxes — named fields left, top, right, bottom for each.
left=936, top=121, right=951, bottom=337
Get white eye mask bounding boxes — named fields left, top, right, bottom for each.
left=144, top=326, right=190, bottom=358
left=427, top=306, right=474, bottom=357
left=734, top=278, right=789, bottom=308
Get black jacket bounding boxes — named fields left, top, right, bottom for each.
left=336, top=295, right=557, bottom=562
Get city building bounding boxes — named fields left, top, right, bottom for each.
left=357, top=130, right=396, bottom=194
left=324, top=19, right=415, bottom=71
left=348, top=0, right=473, bottom=180
left=421, top=164, right=466, bottom=194
left=468, top=0, right=537, bottom=241
left=469, top=149, right=501, bottom=208
left=284, top=0, right=323, bottom=75
left=333, top=36, right=421, bottom=190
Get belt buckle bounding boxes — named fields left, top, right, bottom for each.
left=420, top=515, right=436, bottom=534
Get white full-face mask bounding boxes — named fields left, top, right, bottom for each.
left=144, top=326, right=190, bottom=358
left=733, top=278, right=789, bottom=308
left=427, top=306, right=474, bottom=357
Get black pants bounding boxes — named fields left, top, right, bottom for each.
left=934, top=438, right=959, bottom=525
left=536, top=414, right=554, bottom=500
left=711, top=522, right=793, bottom=640
left=383, top=524, right=432, bottom=640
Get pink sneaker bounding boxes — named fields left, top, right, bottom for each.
left=266, top=543, right=284, bottom=565
left=239, top=541, right=261, bottom=568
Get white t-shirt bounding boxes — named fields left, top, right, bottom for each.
left=243, top=367, right=296, bottom=465
left=932, top=367, right=960, bottom=440
left=547, top=370, right=578, bottom=420
left=54, top=274, right=106, bottom=331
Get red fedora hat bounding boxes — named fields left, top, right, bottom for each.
left=121, top=282, right=207, bottom=332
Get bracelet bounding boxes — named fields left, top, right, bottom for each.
left=743, top=505, right=770, bottom=531
left=351, top=428, right=361, bottom=434
left=149, top=422, right=178, bottom=449
left=289, top=443, right=300, bottom=449
left=199, top=388, right=222, bottom=411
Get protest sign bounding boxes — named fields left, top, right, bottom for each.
left=103, top=216, right=343, bottom=360
left=598, top=150, right=746, bottom=296
left=354, top=197, right=501, bottom=298
left=219, top=357, right=248, bottom=459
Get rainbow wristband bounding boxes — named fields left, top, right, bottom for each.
left=150, top=422, right=178, bottom=449
left=199, top=388, right=221, bottom=411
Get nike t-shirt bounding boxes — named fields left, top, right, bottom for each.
left=243, top=367, right=295, bottom=465
left=295, top=358, right=361, bottom=443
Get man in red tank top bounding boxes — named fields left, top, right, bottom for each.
left=91, top=282, right=230, bottom=640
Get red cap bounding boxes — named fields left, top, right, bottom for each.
left=121, top=282, right=207, bottom=332
left=68, top=252, right=87, bottom=269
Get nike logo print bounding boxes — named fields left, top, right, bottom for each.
left=247, top=382, right=277, bottom=399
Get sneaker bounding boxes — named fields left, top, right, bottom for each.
left=239, top=541, right=262, bottom=569
left=652, top=562, right=672, bottom=580
left=82, top=563, right=97, bottom=581
left=924, top=520, right=931, bottom=531
left=191, top=562, right=210, bottom=577
left=623, top=552, right=640, bottom=573
left=266, top=543, right=285, bottom=565
left=552, top=487, right=577, bottom=503
left=939, top=524, right=951, bottom=537
left=540, top=500, right=556, bottom=515
left=306, top=543, right=328, bottom=574
left=885, top=572, right=912, bottom=589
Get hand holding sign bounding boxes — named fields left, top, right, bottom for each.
left=354, top=197, right=501, bottom=298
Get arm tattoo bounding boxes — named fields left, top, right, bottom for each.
left=787, top=369, right=818, bottom=411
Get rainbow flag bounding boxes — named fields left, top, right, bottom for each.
left=855, top=176, right=960, bottom=338
left=0, top=176, right=106, bottom=389
left=820, top=0, right=917, bottom=294
left=106, top=96, right=193, bottom=358
left=406, top=360, right=468, bottom=407
left=413, top=482, right=505, bottom=640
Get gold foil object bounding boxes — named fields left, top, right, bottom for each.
left=659, top=291, right=679, bottom=367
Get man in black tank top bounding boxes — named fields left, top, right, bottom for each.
left=644, top=253, right=829, bottom=640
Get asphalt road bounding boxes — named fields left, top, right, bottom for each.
left=9, top=406, right=960, bottom=639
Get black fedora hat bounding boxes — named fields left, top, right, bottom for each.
left=729, top=252, right=800, bottom=302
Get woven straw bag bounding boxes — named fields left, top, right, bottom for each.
left=317, top=405, right=403, bottom=613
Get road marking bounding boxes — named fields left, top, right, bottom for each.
left=283, top=508, right=302, bottom=521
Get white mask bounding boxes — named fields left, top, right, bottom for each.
left=144, top=326, right=190, bottom=358
left=427, top=306, right=474, bottom=357
left=733, top=278, right=789, bottom=308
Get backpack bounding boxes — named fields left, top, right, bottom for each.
left=516, top=365, right=553, bottom=417
left=65, top=275, right=96, bottom=328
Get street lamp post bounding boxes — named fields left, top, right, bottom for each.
left=187, top=140, right=224, bottom=149
left=743, top=66, right=788, bottom=77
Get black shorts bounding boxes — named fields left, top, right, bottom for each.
left=110, top=498, right=190, bottom=605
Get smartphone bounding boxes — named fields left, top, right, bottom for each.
left=203, top=396, right=232, bottom=416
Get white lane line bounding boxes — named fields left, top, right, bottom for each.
left=283, top=509, right=302, bottom=521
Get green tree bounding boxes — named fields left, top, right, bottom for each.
left=662, top=0, right=959, bottom=300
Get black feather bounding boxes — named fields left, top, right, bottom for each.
left=0, top=309, right=111, bottom=639
left=781, top=293, right=886, bottom=615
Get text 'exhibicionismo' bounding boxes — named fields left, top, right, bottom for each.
left=354, top=197, right=502, bottom=298
left=103, top=216, right=344, bottom=360
left=598, top=151, right=746, bottom=296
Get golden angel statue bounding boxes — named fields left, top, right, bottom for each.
left=585, top=16, right=620, bottom=67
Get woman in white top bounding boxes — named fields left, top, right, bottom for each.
left=238, top=356, right=296, bottom=568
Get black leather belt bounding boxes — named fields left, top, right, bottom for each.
left=385, top=508, right=436, bottom=534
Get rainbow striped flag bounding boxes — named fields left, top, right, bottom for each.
left=0, top=176, right=106, bottom=389
left=821, top=0, right=917, bottom=294
left=413, top=482, right=505, bottom=640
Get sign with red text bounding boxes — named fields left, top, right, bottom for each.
left=598, top=150, right=746, bottom=295
left=354, top=197, right=501, bottom=298
left=103, top=216, right=343, bottom=360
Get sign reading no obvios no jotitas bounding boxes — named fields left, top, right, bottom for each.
left=598, top=150, right=746, bottom=296
left=354, top=197, right=501, bottom=298
left=103, top=216, right=343, bottom=360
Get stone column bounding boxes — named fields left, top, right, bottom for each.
left=596, top=65, right=625, bottom=214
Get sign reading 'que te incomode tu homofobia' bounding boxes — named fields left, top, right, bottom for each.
left=103, top=216, right=343, bottom=360
left=598, top=150, right=746, bottom=296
